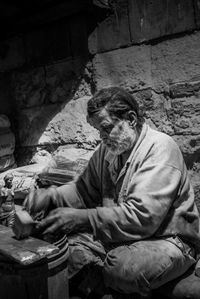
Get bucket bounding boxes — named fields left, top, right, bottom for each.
left=0, top=234, right=69, bottom=299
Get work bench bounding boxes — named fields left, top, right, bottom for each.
left=0, top=224, right=69, bottom=299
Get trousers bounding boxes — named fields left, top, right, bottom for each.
left=68, top=233, right=196, bottom=297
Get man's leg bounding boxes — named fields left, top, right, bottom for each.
left=103, top=237, right=196, bottom=296
left=68, top=232, right=106, bottom=298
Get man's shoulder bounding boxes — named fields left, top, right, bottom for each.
left=144, top=126, right=184, bottom=167
left=147, top=126, right=179, bottom=150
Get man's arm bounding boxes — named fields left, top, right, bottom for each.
left=55, top=148, right=102, bottom=208
left=37, top=160, right=182, bottom=240
left=87, top=162, right=182, bottom=243
left=24, top=147, right=102, bottom=215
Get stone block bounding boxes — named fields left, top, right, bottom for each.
left=88, top=0, right=130, bottom=54
left=93, top=45, right=152, bottom=91
left=18, top=96, right=100, bottom=147
left=12, top=67, right=46, bottom=108
left=151, top=31, right=200, bottom=92
left=170, top=80, right=200, bottom=98
left=170, top=96, right=200, bottom=135
left=129, top=0, right=195, bottom=43
left=0, top=129, right=15, bottom=157
left=15, top=146, right=53, bottom=167
left=0, top=37, right=25, bottom=72
left=45, top=59, right=92, bottom=103
left=31, top=150, right=54, bottom=167
left=134, top=89, right=174, bottom=136
left=133, top=89, right=200, bottom=168
left=194, top=0, right=200, bottom=28
left=12, top=58, right=92, bottom=109
left=53, top=146, right=94, bottom=176
left=173, top=135, right=200, bottom=169
left=0, top=154, right=15, bottom=173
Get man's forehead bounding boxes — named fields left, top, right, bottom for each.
left=87, top=108, right=118, bottom=125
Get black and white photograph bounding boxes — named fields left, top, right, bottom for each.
left=0, top=1, right=199, bottom=298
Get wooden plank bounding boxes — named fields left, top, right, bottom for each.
left=129, top=0, right=195, bottom=43
left=0, top=225, right=59, bottom=265
left=15, top=237, right=59, bottom=258
left=0, top=243, right=40, bottom=265
left=194, top=0, right=200, bottom=28
left=0, top=228, right=58, bottom=256
left=88, top=0, right=131, bottom=53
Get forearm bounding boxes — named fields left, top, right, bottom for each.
left=37, top=207, right=92, bottom=235
left=74, top=209, right=92, bottom=233
left=87, top=205, right=154, bottom=243
left=55, top=183, right=87, bottom=209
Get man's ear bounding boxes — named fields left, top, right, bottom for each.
left=127, top=111, right=137, bottom=127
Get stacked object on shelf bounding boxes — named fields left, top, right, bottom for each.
left=0, top=164, right=48, bottom=205
left=0, top=115, right=16, bottom=173
left=37, top=146, right=94, bottom=187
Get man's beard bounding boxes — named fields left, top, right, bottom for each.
left=106, top=137, right=134, bottom=155
left=103, top=121, right=137, bottom=155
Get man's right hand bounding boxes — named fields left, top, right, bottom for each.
left=23, top=186, right=59, bottom=217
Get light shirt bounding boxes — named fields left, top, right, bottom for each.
left=57, top=124, right=200, bottom=250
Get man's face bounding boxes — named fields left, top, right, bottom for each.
left=88, top=108, right=137, bottom=155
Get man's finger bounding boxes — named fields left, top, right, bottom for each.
left=42, top=223, right=59, bottom=235
left=36, top=215, right=57, bottom=229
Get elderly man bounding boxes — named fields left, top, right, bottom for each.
left=25, top=87, right=200, bottom=298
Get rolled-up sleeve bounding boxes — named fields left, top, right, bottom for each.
left=88, top=162, right=182, bottom=243
left=56, top=149, right=102, bottom=209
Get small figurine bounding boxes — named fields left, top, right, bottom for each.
left=0, top=173, right=15, bottom=227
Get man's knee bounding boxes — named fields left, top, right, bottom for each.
left=103, top=239, right=195, bottom=296
left=103, top=245, right=150, bottom=295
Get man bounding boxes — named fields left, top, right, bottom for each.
left=24, top=87, right=200, bottom=298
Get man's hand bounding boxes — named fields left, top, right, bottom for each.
left=23, top=187, right=60, bottom=217
left=36, top=208, right=91, bottom=235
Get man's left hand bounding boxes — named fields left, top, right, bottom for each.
left=36, top=207, right=90, bottom=235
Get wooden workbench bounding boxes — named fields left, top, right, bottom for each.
left=0, top=225, right=69, bottom=299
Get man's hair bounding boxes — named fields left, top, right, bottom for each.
left=87, top=87, right=144, bottom=128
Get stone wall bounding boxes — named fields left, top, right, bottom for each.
left=91, top=30, right=200, bottom=207
left=10, top=58, right=99, bottom=165
left=0, top=1, right=200, bottom=206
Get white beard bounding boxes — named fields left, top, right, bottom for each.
left=105, top=121, right=137, bottom=155
left=107, top=139, right=133, bottom=155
